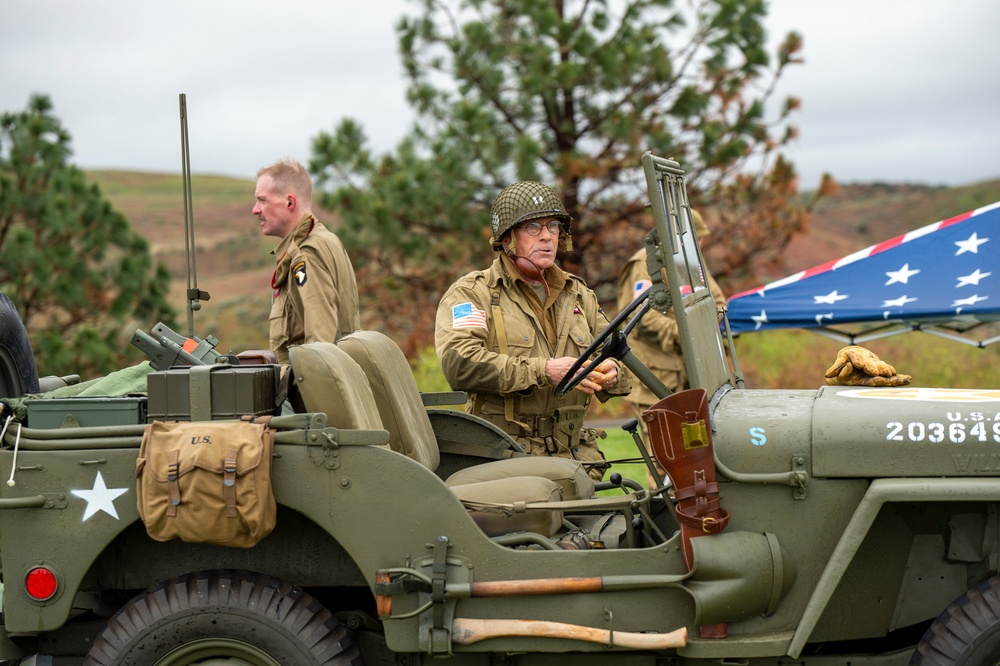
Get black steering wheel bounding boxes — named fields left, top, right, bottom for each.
left=554, top=286, right=654, bottom=397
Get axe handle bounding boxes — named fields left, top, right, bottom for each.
left=469, top=577, right=603, bottom=597
left=452, top=618, right=687, bottom=650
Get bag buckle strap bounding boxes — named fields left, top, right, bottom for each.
left=167, top=449, right=181, bottom=516
left=223, top=447, right=237, bottom=518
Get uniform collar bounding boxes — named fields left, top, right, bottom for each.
left=271, top=214, right=317, bottom=289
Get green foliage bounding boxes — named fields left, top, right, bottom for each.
left=596, top=427, right=651, bottom=495
left=310, top=0, right=805, bottom=346
left=0, top=95, right=175, bottom=377
left=411, top=344, right=453, bottom=393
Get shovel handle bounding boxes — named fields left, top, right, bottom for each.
left=452, top=618, right=687, bottom=650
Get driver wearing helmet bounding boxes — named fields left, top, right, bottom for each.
left=435, top=181, right=631, bottom=480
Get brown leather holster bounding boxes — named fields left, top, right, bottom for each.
left=643, top=387, right=730, bottom=638
left=642, top=388, right=730, bottom=568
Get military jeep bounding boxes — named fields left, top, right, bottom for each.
left=0, top=152, right=995, bottom=665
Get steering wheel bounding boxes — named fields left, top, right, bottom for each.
left=554, top=286, right=654, bottom=397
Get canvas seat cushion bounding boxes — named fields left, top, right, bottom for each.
left=449, top=476, right=563, bottom=537
left=445, top=456, right=594, bottom=501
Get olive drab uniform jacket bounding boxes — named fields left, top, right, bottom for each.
left=270, top=214, right=360, bottom=365
left=616, top=247, right=727, bottom=408
left=435, top=254, right=631, bottom=480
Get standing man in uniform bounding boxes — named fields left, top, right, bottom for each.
left=617, top=209, right=726, bottom=487
left=435, top=181, right=631, bottom=480
left=253, top=159, right=360, bottom=365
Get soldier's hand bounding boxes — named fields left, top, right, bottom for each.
left=545, top=357, right=604, bottom=394
left=591, top=360, right=618, bottom=392
left=824, top=346, right=911, bottom=387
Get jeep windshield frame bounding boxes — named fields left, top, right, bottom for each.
left=640, top=151, right=737, bottom=398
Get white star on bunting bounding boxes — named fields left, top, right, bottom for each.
left=882, top=295, right=917, bottom=308
left=814, top=290, right=848, bottom=305
left=751, top=310, right=768, bottom=330
left=956, top=269, right=991, bottom=287
left=885, top=263, right=920, bottom=286
left=955, top=232, right=988, bottom=256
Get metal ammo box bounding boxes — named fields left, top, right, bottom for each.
left=146, top=364, right=278, bottom=422
left=26, top=397, right=147, bottom=429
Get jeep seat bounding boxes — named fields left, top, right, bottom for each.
left=288, top=342, right=386, bottom=437
left=337, top=331, right=440, bottom=470
left=337, top=331, right=595, bottom=537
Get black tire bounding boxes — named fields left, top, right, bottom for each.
left=0, top=293, right=39, bottom=398
left=911, top=575, right=1000, bottom=666
left=85, top=570, right=364, bottom=666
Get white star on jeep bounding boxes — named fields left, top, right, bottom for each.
left=881, top=295, right=917, bottom=308
left=955, top=232, right=988, bottom=256
left=884, top=263, right=920, bottom=286
left=956, top=269, right=991, bottom=287
left=814, top=290, right=848, bottom=305
left=71, top=471, right=128, bottom=521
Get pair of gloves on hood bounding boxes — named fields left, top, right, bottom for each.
left=824, top=345, right=912, bottom=387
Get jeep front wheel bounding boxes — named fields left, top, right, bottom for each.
left=85, top=570, right=363, bottom=666
left=911, top=575, right=1000, bottom=666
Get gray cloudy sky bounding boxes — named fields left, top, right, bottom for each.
left=2, top=0, right=998, bottom=191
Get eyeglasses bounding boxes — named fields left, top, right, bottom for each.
left=518, top=220, right=562, bottom=236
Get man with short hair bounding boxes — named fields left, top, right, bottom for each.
left=435, top=181, right=631, bottom=480
left=253, top=160, right=360, bottom=364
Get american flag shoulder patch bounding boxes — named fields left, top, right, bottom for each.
left=452, top=302, right=488, bottom=329
left=634, top=279, right=652, bottom=294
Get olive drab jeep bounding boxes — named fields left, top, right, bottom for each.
left=0, top=152, right=997, bottom=665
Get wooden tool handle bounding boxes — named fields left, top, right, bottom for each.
left=469, top=577, right=603, bottom=597
left=452, top=618, right=687, bottom=650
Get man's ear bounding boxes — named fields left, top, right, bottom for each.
left=286, top=194, right=297, bottom=210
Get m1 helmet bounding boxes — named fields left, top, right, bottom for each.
left=489, top=181, right=573, bottom=252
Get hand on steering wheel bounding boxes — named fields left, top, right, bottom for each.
left=546, top=357, right=617, bottom=395
left=553, top=286, right=653, bottom=397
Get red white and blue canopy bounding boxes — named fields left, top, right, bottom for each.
left=726, top=201, right=1000, bottom=346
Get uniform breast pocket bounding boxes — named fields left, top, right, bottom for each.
left=502, top=324, right=535, bottom=357
left=567, top=319, right=592, bottom=355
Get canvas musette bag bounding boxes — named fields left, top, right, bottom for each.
left=136, top=419, right=276, bottom=548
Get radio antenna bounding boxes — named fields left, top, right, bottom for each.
left=178, top=93, right=210, bottom=336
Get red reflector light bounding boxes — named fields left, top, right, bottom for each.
left=25, top=567, right=57, bottom=601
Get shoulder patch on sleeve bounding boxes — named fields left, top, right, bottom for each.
left=451, top=302, right=488, bottom=329
left=293, top=260, right=307, bottom=286
left=634, top=279, right=652, bottom=295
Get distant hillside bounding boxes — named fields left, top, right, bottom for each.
left=87, top=170, right=289, bottom=353
left=783, top=179, right=1000, bottom=277
left=85, top=170, right=1000, bottom=364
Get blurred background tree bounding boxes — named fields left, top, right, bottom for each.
left=310, top=0, right=824, bottom=352
left=0, top=94, right=175, bottom=377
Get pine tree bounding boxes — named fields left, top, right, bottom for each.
left=0, top=94, right=175, bottom=377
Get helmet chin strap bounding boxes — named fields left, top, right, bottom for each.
left=502, top=239, right=550, bottom=297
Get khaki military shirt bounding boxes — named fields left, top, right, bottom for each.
left=617, top=247, right=726, bottom=407
left=435, top=255, right=630, bottom=478
left=270, top=214, right=360, bottom=364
